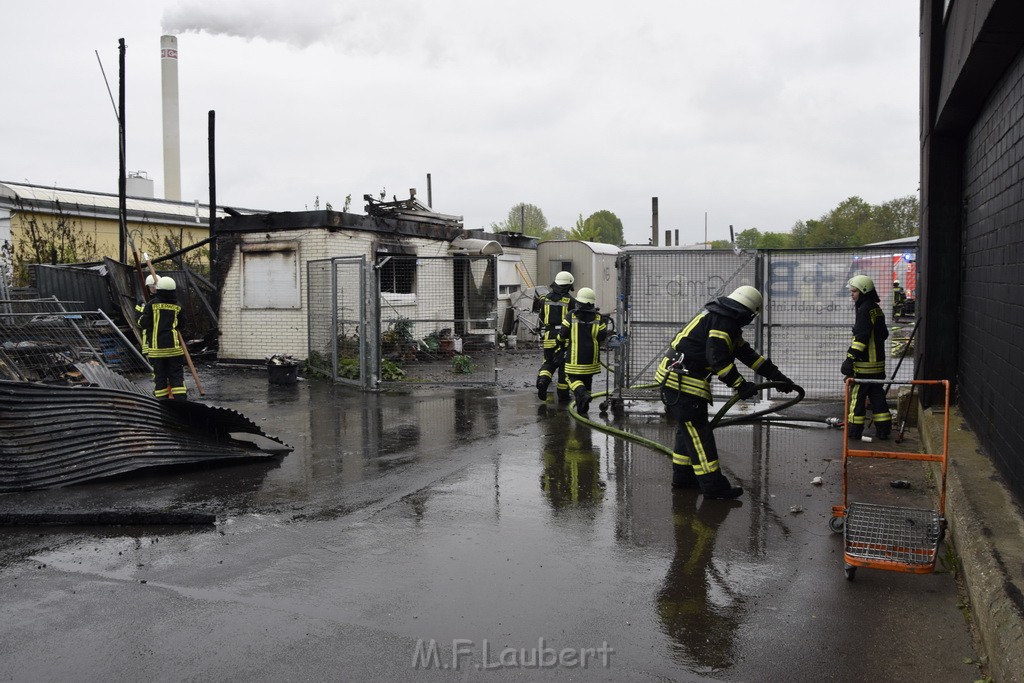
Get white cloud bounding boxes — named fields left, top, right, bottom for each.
left=1, top=0, right=919, bottom=246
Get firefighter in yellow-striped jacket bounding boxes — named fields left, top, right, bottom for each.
left=135, top=274, right=159, bottom=357
left=842, top=275, right=891, bottom=440
left=654, top=286, right=794, bottom=499
left=139, top=276, right=187, bottom=399
left=554, top=287, right=608, bottom=414
left=535, top=271, right=576, bottom=403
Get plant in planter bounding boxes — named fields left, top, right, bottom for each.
left=382, top=317, right=415, bottom=359
left=452, top=354, right=475, bottom=374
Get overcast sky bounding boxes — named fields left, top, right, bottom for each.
left=3, top=1, right=919, bottom=245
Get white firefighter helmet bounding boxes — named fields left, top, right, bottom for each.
left=144, top=274, right=157, bottom=287
left=156, top=276, right=176, bottom=291
left=576, top=287, right=596, bottom=306
left=727, top=285, right=762, bottom=315
left=554, top=271, right=574, bottom=286
left=847, top=275, right=875, bottom=294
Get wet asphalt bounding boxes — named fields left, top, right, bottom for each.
left=0, top=365, right=982, bottom=681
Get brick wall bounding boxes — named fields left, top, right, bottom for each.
left=218, top=230, right=455, bottom=361
left=961, top=46, right=1024, bottom=490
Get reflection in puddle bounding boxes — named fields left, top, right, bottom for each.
left=657, top=494, right=745, bottom=673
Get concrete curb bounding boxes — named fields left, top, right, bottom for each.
left=919, top=403, right=1024, bottom=683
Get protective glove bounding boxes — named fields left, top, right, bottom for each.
left=736, top=381, right=758, bottom=400
left=841, top=358, right=854, bottom=377
left=772, top=372, right=796, bottom=393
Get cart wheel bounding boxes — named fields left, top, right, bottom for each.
left=829, top=516, right=845, bottom=534
left=844, top=565, right=856, bottom=581
left=598, top=401, right=608, bottom=412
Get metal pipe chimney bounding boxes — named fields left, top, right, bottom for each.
left=651, top=197, right=659, bottom=246
left=160, top=35, right=182, bottom=201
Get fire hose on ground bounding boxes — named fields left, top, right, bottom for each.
left=566, top=381, right=810, bottom=460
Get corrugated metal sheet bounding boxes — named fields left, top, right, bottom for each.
left=0, top=381, right=291, bottom=491
left=32, top=264, right=114, bottom=315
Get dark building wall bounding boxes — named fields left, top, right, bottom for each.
left=960, top=46, right=1024, bottom=492
left=922, top=0, right=1024, bottom=498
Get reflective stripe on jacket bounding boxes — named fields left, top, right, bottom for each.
left=847, top=297, right=888, bottom=375
left=654, top=297, right=779, bottom=402
left=539, top=293, right=574, bottom=349
left=139, top=293, right=185, bottom=359
left=557, top=309, right=608, bottom=375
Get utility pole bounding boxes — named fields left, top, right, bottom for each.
left=117, top=39, right=127, bottom=263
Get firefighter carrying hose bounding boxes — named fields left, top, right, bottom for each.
left=554, top=287, right=608, bottom=414
left=655, top=286, right=795, bottom=499
left=534, top=270, right=576, bottom=402
left=843, top=275, right=891, bottom=440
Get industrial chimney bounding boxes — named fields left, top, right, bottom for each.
left=160, top=35, right=182, bottom=201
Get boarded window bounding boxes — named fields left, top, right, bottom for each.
left=241, top=242, right=300, bottom=309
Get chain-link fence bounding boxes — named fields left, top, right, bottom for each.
left=0, top=298, right=150, bottom=383
left=615, top=249, right=758, bottom=402
left=379, top=255, right=497, bottom=386
left=307, top=255, right=499, bottom=388
left=306, top=256, right=371, bottom=387
left=614, top=246, right=918, bottom=402
left=762, top=249, right=917, bottom=398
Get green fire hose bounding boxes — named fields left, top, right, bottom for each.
left=567, top=381, right=808, bottom=459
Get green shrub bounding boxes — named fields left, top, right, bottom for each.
left=381, top=359, right=406, bottom=381
left=452, top=354, right=475, bottom=374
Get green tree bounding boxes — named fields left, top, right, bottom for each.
left=758, top=231, right=793, bottom=249
left=546, top=226, right=570, bottom=240
left=491, top=203, right=549, bottom=237
left=735, top=228, right=762, bottom=249
left=790, top=194, right=919, bottom=248
left=569, top=210, right=624, bottom=245
left=873, top=194, right=919, bottom=239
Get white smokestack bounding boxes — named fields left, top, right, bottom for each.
left=160, top=35, right=182, bottom=201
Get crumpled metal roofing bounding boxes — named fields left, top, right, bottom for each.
left=0, top=380, right=292, bottom=492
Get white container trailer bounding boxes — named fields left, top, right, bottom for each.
left=536, top=240, right=621, bottom=316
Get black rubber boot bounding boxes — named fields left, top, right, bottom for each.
left=875, top=424, right=891, bottom=440
left=698, top=472, right=744, bottom=499
left=557, top=388, right=571, bottom=404
left=847, top=424, right=863, bottom=440
left=573, top=387, right=591, bottom=414
left=536, top=376, right=550, bottom=401
left=672, top=464, right=699, bottom=489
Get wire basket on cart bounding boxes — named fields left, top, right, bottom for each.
left=829, top=378, right=951, bottom=581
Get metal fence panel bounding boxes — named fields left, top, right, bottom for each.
left=0, top=301, right=151, bottom=383
left=616, top=246, right=918, bottom=402
left=307, top=256, right=367, bottom=387
left=763, top=248, right=918, bottom=398
left=616, top=250, right=758, bottom=400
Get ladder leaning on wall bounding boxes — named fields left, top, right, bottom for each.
left=515, top=261, right=535, bottom=289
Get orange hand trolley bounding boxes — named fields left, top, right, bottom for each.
left=829, top=378, right=951, bottom=581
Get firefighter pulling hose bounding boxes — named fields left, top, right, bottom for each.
left=563, top=285, right=806, bottom=500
